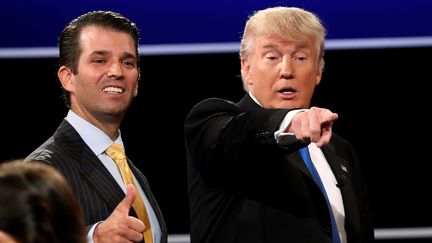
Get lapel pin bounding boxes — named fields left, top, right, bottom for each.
left=341, top=165, right=348, bottom=173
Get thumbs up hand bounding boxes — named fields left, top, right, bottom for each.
left=116, top=184, right=137, bottom=215
left=94, top=184, right=145, bottom=243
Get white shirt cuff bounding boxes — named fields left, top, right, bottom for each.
left=87, top=222, right=101, bottom=243
left=274, top=109, right=306, bottom=143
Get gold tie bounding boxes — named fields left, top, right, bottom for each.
left=106, top=144, right=153, bottom=243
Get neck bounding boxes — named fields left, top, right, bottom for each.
left=71, top=108, right=122, bottom=141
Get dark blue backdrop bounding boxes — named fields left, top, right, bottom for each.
left=2, top=0, right=432, bottom=48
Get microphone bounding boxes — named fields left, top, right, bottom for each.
left=336, top=174, right=346, bottom=188
left=336, top=182, right=345, bottom=188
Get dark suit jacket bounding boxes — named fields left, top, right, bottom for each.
left=26, top=120, right=167, bottom=243
left=184, top=94, right=374, bottom=243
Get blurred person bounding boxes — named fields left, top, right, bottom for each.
left=0, top=160, right=86, bottom=243
left=184, top=6, right=374, bottom=243
left=26, top=10, right=167, bottom=243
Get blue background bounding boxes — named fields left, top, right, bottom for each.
left=2, top=0, right=432, bottom=48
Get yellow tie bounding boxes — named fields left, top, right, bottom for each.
left=106, top=144, right=153, bottom=243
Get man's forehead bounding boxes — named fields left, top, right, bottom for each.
left=256, top=36, right=313, bottom=50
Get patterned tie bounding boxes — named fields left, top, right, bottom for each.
left=300, top=146, right=341, bottom=243
left=106, top=144, right=153, bottom=243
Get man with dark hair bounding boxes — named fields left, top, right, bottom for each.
left=27, top=11, right=167, bottom=243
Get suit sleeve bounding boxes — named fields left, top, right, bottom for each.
left=185, top=98, right=299, bottom=191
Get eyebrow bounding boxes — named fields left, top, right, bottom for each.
left=90, top=50, right=137, bottom=60
left=89, top=50, right=110, bottom=57
left=262, top=43, right=279, bottom=49
left=122, top=52, right=137, bottom=60
left=262, top=43, right=310, bottom=53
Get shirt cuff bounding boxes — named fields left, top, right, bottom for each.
left=87, top=222, right=101, bottom=243
left=274, top=109, right=306, bottom=143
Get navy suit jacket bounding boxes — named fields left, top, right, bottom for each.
left=184, top=94, right=374, bottom=243
left=26, top=120, right=167, bottom=243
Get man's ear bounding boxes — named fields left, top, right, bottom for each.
left=315, top=59, right=324, bottom=85
left=135, top=72, right=141, bottom=97
left=58, top=66, right=74, bottom=92
left=241, top=59, right=253, bottom=86
left=134, top=82, right=138, bottom=97
left=315, top=71, right=322, bottom=86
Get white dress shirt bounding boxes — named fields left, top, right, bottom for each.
left=65, top=110, right=162, bottom=243
left=249, top=93, right=347, bottom=243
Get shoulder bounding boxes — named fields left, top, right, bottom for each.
left=190, top=97, right=239, bottom=112
left=25, top=134, right=88, bottom=179
left=185, top=98, right=242, bottom=121
left=26, top=136, right=56, bottom=162
left=25, top=121, right=83, bottom=165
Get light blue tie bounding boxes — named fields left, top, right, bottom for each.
left=300, top=146, right=341, bottom=243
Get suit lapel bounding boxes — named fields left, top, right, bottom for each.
left=59, top=121, right=126, bottom=211
left=321, top=144, right=363, bottom=232
left=286, top=150, right=313, bottom=179
left=321, top=144, right=351, bottom=190
left=128, top=161, right=168, bottom=234
left=78, top=147, right=125, bottom=210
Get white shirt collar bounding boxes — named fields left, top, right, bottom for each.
left=65, top=110, right=123, bottom=155
left=248, top=92, right=263, bottom=107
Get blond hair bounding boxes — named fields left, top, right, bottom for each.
left=239, top=7, right=326, bottom=90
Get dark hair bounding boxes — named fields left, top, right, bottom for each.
left=0, top=160, right=86, bottom=243
left=58, top=10, right=140, bottom=107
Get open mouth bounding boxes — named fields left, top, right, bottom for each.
left=103, top=86, right=124, bottom=94
left=278, top=87, right=296, bottom=94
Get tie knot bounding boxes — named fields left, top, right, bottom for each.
left=106, top=144, right=126, bottom=163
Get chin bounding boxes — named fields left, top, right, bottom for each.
left=272, top=101, right=297, bottom=109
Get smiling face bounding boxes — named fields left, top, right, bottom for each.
left=241, top=35, right=323, bottom=109
left=58, top=26, right=139, bottom=127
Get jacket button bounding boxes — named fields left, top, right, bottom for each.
left=323, top=227, right=331, bottom=234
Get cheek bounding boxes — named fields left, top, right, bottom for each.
left=77, top=68, right=97, bottom=80
left=305, top=83, right=317, bottom=98
left=254, top=65, right=276, bottom=80
left=126, top=69, right=139, bottom=80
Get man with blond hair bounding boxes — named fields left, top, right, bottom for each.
left=184, top=6, right=374, bottom=243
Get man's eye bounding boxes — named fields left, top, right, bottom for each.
left=123, top=60, right=136, bottom=67
left=266, top=55, right=279, bottom=61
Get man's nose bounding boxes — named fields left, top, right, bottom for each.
left=107, top=62, right=123, bottom=79
left=280, top=58, right=293, bottom=79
